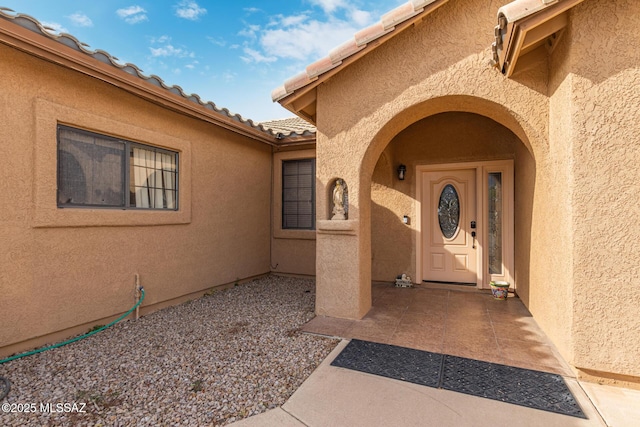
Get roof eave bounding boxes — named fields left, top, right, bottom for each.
left=275, top=0, right=450, bottom=125
left=492, top=0, right=586, bottom=77
left=274, top=134, right=317, bottom=149
left=0, top=12, right=280, bottom=145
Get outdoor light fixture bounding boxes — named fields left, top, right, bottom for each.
left=397, top=164, right=406, bottom=180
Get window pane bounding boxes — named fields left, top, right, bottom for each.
left=297, top=187, right=312, bottom=202
left=297, top=201, right=312, bottom=215
left=283, top=161, right=298, bottom=176
left=282, top=159, right=315, bottom=229
left=438, top=184, right=460, bottom=239
left=297, top=215, right=312, bottom=228
left=283, top=175, right=299, bottom=190
left=488, top=172, right=503, bottom=275
left=297, top=173, right=312, bottom=188
left=58, top=127, right=125, bottom=206
left=130, top=146, right=178, bottom=209
left=58, top=125, right=178, bottom=210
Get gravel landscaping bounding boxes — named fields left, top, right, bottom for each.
left=1, top=275, right=339, bottom=426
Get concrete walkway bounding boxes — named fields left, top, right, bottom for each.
left=230, top=340, right=640, bottom=427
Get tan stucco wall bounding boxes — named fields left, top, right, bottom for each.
left=314, top=0, right=549, bottom=321
left=0, top=44, right=272, bottom=355
left=557, top=0, right=640, bottom=381
left=271, top=148, right=316, bottom=276
left=371, top=112, right=518, bottom=282
left=311, top=0, right=640, bottom=382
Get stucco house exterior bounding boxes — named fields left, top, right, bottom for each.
left=272, top=0, right=640, bottom=387
left=1, top=0, right=639, bottom=388
left=0, top=8, right=316, bottom=359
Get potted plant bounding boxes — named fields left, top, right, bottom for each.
left=490, top=281, right=510, bottom=300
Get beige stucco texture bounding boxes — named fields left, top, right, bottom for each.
left=0, top=44, right=272, bottom=355
left=371, top=112, right=519, bottom=282
left=555, top=0, right=640, bottom=381
left=271, top=148, right=317, bottom=277
left=312, top=0, right=640, bottom=383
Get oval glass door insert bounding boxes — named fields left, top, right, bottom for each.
left=438, top=184, right=460, bottom=239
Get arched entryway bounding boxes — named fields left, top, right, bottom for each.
left=360, top=96, right=538, bottom=311
left=314, top=96, right=540, bottom=321
left=370, top=111, right=533, bottom=293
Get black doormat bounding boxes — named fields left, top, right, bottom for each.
left=330, top=339, right=586, bottom=419
left=330, top=339, right=444, bottom=388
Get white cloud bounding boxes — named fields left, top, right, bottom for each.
left=243, top=7, right=261, bottom=14
left=222, top=71, right=236, bottom=82
left=260, top=19, right=360, bottom=61
left=238, top=2, right=377, bottom=65
left=185, top=60, right=199, bottom=69
left=68, top=12, right=93, bottom=27
left=41, top=21, right=68, bottom=34
left=310, top=0, right=348, bottom=14
left=207, top=36, right=226, bottom=47
left=349, top=9, right=372, bottom=27
left=151, top=35, right=171, bottom=44
left=238, top=24, right=261, bottom=40
left=175, top=1, right=207, bottom=20
left=278, top=14, right=309, bottom=27
left=150, top=45, right=194, bottom=58
left=240, top=47, right=277, bottom=64
left=117, top=6, right=148, bottom=24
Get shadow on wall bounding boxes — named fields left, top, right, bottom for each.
left=371, top=200, right=414, bottom=282
left=370, top=150, right=415, bottom=282
left=513, top=141, right=535, bottom=307
left=367, top=111, right=537, bottom=296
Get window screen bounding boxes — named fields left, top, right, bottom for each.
left=58, top=127, right=126, bottom=207
left=282, top=159, right=315, bottom=229
left=57, top=125, right=178, bottom=210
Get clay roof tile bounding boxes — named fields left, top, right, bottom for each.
left=0, top=8, right=305, bottom=140
left=272, top=1, right=448, bottom=103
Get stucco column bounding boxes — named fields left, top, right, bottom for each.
left=316, top=219, right=371, bottom=319
left=314, top=149, right=372, bottom=319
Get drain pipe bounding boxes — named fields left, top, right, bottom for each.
left=135, top=274, right=141, bottom=320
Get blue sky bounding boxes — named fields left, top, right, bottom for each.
left=2, top=0, right=404, bottom=122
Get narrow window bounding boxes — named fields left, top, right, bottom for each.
left=282, top=159, right=315, bottom=229
left=488, top=172, right=503, bottom=274
left=57, top=125, right=178, bottom=210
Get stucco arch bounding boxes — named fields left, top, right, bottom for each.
left=314, top=91, right=542, bottom=320
left=360, top=93, right=538, bottom=308
left=360, top=94, right=538, bottom=183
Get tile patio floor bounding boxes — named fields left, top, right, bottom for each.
left=302, top=282, right=574, bottom=377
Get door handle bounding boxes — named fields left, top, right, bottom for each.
left=471, top=220, right=477, bottom=248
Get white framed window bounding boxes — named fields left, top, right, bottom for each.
left=57, top=125, right=178, bottom=210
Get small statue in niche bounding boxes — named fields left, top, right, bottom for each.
left=331, top=179, right=346, bottom=220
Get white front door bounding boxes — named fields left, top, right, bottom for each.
left=422, top=169, right=477, bottom=284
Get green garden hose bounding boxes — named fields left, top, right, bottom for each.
left=0, top=286, right=144, bottom=376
